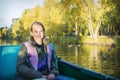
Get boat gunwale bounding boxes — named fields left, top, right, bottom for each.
left=58, top=59, right=119, bottom=80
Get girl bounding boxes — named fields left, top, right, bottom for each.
left=16, top=22, right=58, bottom=80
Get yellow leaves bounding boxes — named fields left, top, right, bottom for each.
left=49, top=7, right=63, bottom=24
left=11, top=0, right=65, bottom=37
left=12, top=20, right=20, bottom=37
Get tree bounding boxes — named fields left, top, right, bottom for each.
left=101, top=0, right=120, bottom=35
left=42, top=0, right=65, bottom=37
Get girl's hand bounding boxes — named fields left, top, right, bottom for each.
left=42, top=75, right=47, bottom=79
left=47, top=74, right=55, bottom=80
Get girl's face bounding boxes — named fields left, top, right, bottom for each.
left=31, top=24, right=44, bottom=41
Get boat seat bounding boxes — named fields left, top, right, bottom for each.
left=0, top=45, right=21, bottom=80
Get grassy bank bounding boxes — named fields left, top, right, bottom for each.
left=50, top=36, right=120, bottom=46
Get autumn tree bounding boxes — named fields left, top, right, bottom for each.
left=100, top=0, right=120, bottom=35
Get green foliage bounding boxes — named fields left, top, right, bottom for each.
left=0, top=27, right=8, bottom=39
left=50, top=36, right=79, bottom=45
left=100, top=0, right=120, bottom=35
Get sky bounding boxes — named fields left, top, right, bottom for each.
left=0, top=0, right=44, bottom=28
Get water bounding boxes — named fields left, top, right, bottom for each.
left=0, top=40, right=120, bottom=79
left=55, top=44, right=120, bottom=79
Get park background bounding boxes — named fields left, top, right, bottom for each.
left=0, top=0, right=120, bottom=79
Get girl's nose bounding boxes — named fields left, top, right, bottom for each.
left=38, top=32, right=41, bottom=35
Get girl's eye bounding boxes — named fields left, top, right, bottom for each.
left=34, top=31, right=38, bottom=33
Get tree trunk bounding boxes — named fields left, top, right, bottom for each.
left=88, top=14, right=94, bottom=38
left=94, top=19, right=102, bottom=38
left=75, top=22, right=78, bottom=36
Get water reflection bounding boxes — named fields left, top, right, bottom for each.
left=0, top=39, right=7, bottom=45
left=75, top=46, right=78, bottom=65
left=56, top=44, right=120, bottom=79
left=89, top=45, right=101, bottom=72
left=0, top=39, right=21, bottom=45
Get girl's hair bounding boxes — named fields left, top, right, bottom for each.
left=30, top=22, right=45, bottom=32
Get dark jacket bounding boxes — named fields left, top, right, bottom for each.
left=16, top=37, right=59, bottom=80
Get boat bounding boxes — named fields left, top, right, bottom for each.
left=0, top=45, right=119, bottom=80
